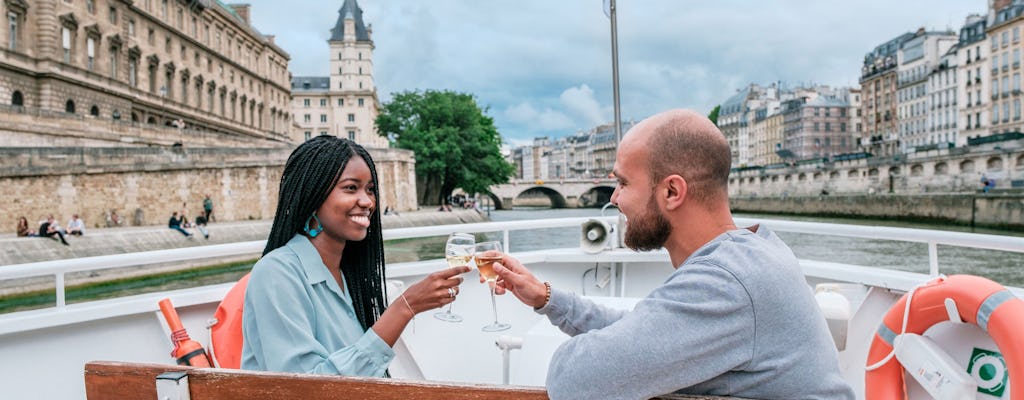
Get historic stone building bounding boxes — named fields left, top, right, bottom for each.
left=0, top=0, right=418, bottom=234
left=290, top=0, right=387, bottom=148
left=987, top=2, right=1024, bottom=136
left=860, top=32, right=915, bottom=157
left=1, top=0, right=293, bottom=147
left=896, top=29, right=957, bottom=153
left=958, top=14, right=990, bottom=147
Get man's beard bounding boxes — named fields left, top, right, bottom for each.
left=623, top=195, right=671, bottom=251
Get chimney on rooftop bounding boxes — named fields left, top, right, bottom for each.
left=229, top=4, right=251, bottom=25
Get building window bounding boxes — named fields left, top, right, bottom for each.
left=348, top=130, right=356, bottom=141
left=110, top=47, right=118, bottom=79
left=320, top=130, right=327, bottom=136
left=86, top=0, right=95, bottom=14
left=320, top=98, right=327, bottom=107
left=303, top=114, right=310, bottom=122
left=128, top=19, right=135, bottom=37
left=109, top=7, right=118, bottom=24
left=62, top=28, right=72, bottom=63
left=86, top=37, right=96, bottom=70
left=320, top=114, right=327, bottom=123
left=358, top=98, right=364, bottom=107
left=65, top=99, right=76, bottom=113
left=90, top=105, right=99, bottom=116
left=304, top=131, right=311, bottom=140
left=303, top=99, right=310, bottom=107
left=337, top=98, right=343, bottom=107
left=147, top=28, right=155, bottom=45
left=11, top=90, right=23, bottom=107
left=7, top=12, right=17, bottom=51
left=128, top=57, right=138, bottom=87
left=347, top=113, right=355, bottom=122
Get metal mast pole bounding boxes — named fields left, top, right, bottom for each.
left=609, top=0, right=622, bottom=143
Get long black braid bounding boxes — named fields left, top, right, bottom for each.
left=263, top=135, right=387, bottom=332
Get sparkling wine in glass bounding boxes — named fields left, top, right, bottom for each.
left=434, top=233, right=474, bottom=322
left=475, top=240, right=511, bottom=332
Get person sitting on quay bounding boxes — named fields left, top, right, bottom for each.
left=194, top=210, right=209, bottom=239
left=168, top=211, right=193, bottom=238
left=16, top=216, right=37, bottom=237
left=38, top=215, right=70, bottom=246
left=66, top=214, right=85, bottom=236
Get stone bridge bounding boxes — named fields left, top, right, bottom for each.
left=485, top=179, right=617, bottom=210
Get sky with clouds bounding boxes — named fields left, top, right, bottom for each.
left=244, top=0, right=987, bottom=147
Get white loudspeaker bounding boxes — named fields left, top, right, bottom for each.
left=581, top=219, right=614, bottom=254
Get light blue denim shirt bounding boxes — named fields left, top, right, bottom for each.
left=241, top=234, right=394, bottom=376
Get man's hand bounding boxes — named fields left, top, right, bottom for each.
left=491, top=254, right=548, bottom=309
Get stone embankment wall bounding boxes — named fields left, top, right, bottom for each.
left=731, top=193, right=1024, bottom=229
left=0, top=210, right=486, bottom=266
left=1, top=146, right=417, bottom=234
left=728, top=141, right=1024, bottom=197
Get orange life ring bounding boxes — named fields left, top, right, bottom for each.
left=865, top=275, right=1024, bottom=399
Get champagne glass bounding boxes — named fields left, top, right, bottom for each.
left=434, top=233, right=474, bottom=322
left=475, top=241, right=511, bottom=332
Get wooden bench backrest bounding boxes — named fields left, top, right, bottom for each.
left=84, top=361, right=747, bottom=400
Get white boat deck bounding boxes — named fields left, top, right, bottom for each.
left=1, top=217, right=1022, bottom=399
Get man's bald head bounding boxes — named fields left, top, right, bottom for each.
left=626, top=109, right=731, bottom=206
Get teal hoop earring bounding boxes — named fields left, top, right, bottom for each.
left=304, top=213, right=324, bottom=238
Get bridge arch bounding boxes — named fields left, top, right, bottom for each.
left=579, top=185, right=616, bottom=207
left=515, top=186, right=568, bottom=208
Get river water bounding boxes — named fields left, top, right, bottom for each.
left=483, top=208, right=1024, bottom=287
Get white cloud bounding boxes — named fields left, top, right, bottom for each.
left=502, top=102, right=575, bottom=132
left=245, top=0, right=988, bottom=143
left=559, top=84, right=606, bottom=127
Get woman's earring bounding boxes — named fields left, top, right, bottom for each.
left=304, top=212, right=324, bottom=238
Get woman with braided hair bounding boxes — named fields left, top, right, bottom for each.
left=241, top=136, right=470, bottom=376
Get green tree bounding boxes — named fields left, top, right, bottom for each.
left=376, top=90, right=514, bottom=206
left=708, top=105, right=720, bottom=126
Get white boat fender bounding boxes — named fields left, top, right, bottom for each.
left=893, top=333, right=976, bottom=400
left=814, top=283, right=851, bottom=351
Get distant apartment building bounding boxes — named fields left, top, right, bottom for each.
left=860, top=32, right=915, bottom=157
left=896, top=28, right=957, bottom=153
left=508, top=121, right=635, bottom=181
left=987, top=2, right=1024, bottom=136
left=290, top=0, right=387, bottom=148
left=924, top=46, right=959, bottom=150
left=0, top=0, right=292, bottom=146
left=718, top=83, right=782, bottom=167
left=780, top=93, right=857, bottom=161
left=847, top=88, right=864, bottom=148
left=959, top=14, right=990, bottom=146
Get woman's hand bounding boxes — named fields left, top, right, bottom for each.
left=400, top=265, right=471, bottom=314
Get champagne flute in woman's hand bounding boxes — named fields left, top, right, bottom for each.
left=434, top=233, right=474, bottom=322
left=475, top=240, right=511, bottom=332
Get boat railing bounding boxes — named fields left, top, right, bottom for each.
left=2, top=216, right=1023, bottom=314
left=83, top=361, right=744, bottom=400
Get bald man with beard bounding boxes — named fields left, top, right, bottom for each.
left=492, top=109, right=854, bottom=400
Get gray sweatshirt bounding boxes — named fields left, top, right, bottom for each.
left=537, top=225, right=854, bottom=400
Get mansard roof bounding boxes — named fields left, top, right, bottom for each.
left=291, top=76, right=330, bottom=92
left=329, top=0, right=371, bottom=43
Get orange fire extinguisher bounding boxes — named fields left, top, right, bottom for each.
left=158, top=298, right=212, bottom=367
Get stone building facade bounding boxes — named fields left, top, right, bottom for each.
left=958, top=14, right=989, bottom=147
left=1, top=0, right=293, bottom=146
left=290, top=0, right=387, bottom=148
left=861, top=32, right=915, bottom=157
left=987, top=3, right=1024, bottom=137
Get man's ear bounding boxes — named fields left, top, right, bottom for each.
left=662, top=175, right=687, bottom=211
